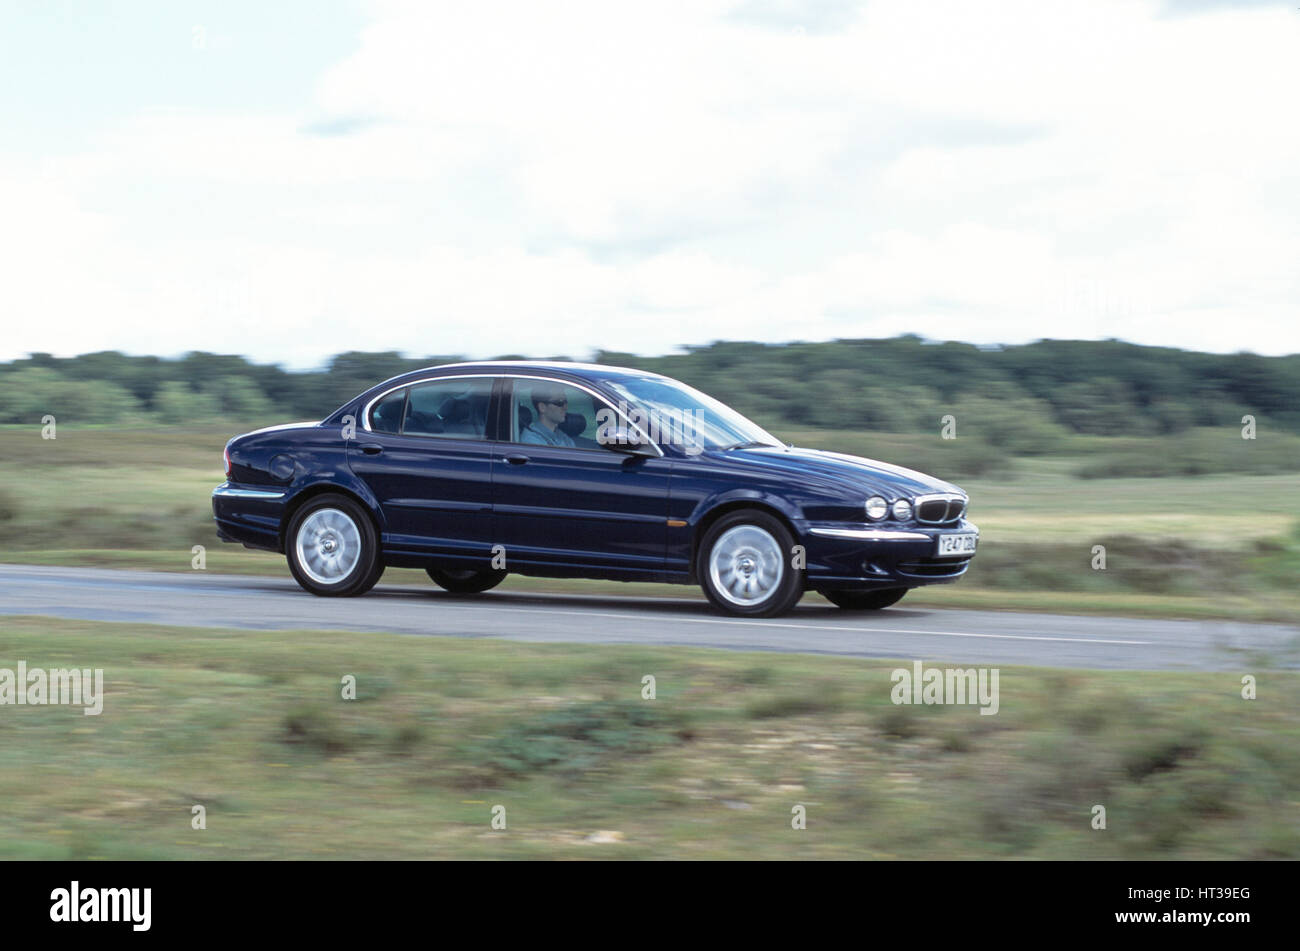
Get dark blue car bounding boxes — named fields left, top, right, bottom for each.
left=212, top=362, right=978, bottom=616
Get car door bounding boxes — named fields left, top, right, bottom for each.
left=347, top=375, right=497, bottom=560
left=491, top=376, right=671, bottom=573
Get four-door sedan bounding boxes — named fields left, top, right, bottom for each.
left=212, top=362, right=978, bottom=617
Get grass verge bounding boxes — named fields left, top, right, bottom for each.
left=1, top=617, right=1296, bottom=859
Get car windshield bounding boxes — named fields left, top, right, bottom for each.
left=602, top=376, right=782, bottom=451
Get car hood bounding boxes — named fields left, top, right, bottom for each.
left=701, top=445, right=964, bottom=498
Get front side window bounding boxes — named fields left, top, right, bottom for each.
left=508, top=379, right=609, bottom=450
left=396, top=377, right=494, bottom=439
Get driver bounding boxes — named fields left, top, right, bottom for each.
left=520, top=386, right=576, bottom=447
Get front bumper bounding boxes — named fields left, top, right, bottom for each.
left=802, top=519, right=979, bottom=589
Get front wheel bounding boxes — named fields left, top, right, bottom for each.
left=286, top=494, right=383, bottom=597
left=819, top=587, right=909, bottom=610
left=425, top=565, right=507, bottom=593
left=698, top=511, right=804, bottom=617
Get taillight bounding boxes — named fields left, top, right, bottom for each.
left=223, top=445, right=231, bottom=478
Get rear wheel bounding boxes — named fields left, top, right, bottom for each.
left=819, top=587, right=909, bottom=610
left=698, top=511, right=804, bottom=617
left=425, top=565, right=507, bottom=593
left=286, top=494, right=383, bottom=597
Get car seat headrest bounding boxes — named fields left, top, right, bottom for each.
left=559, top=412, right=587, bottom=437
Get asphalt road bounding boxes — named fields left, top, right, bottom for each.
left=0, top=564, right=1295, bottom=671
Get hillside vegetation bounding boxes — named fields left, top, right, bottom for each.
left=3, top=338, right=1298, bottom=452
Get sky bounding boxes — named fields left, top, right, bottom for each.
left=1, top=0, right=1297, bottom=370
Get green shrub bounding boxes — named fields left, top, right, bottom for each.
left=745, top=688, right=844, bottom=719
left=462, top=700, right=679, bottom=779
left=1121, top=726, right=1208, bottom=781
left=1076, top=427, right=1300, bottom=478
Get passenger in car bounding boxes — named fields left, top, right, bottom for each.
left=520, top=387, right=577, bottom=447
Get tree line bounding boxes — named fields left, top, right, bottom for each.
left=1, top=336, right=1296, bottom=438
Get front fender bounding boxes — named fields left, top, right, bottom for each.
left=688, top=488, right=808, bottom=534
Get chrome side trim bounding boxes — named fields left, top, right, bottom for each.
left=212, top=483, right=286, bottom=501
left=809, top=528, right=933, bottom=541
left=359, top=372, right=665, bottom=457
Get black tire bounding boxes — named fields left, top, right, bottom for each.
left=819, top=587, right=909, bottom=610
left=697, top=510, right=804, bottom=617
left=425, top=565, right=507, bottom=594
left=285, top=494, right=383, bottom=597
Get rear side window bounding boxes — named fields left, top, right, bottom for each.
left=369, top=389, right=407, bottom=434
left=403, top=378, right=494, bottom=439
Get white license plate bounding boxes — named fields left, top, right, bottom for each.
left=936, top=533, right=978, bottom=557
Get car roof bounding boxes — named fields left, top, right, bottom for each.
left=398, top=360, right=667, bottom=383
left=322, top=361, right=671, bottom=424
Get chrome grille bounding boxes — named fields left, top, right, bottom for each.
left=914, top=494, right=967, bottom=525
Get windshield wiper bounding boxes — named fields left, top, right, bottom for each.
left=720, top=441, right=774, bottom=451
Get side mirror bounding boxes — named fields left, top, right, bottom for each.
left=594, top=412, right=657, bottom=456
left=602, top=437, right=656, bottom=457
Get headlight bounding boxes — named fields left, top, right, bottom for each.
left=891, top=498, right=912, bottom=520
left=865, top=496, right=888, bottom=520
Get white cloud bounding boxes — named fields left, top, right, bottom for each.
left=1, top=0, right=1297, bottom=368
